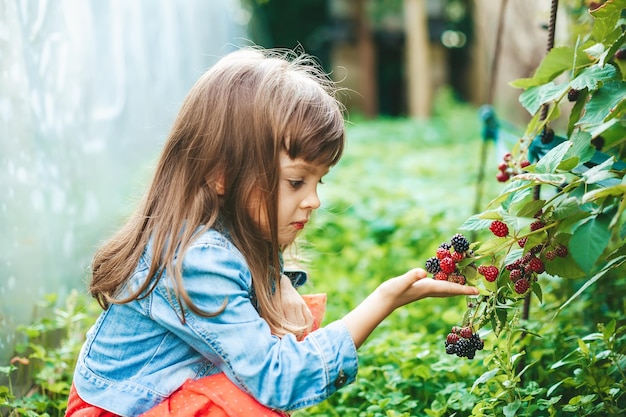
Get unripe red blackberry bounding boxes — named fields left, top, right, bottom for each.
left=451, top=233, right=470, bottom=253
left=451, top=251, right=464, bottom=263
left=528, top=257, right=545, bottom=273
left=555, top=245, right=569, bottom=257
left=478, top=265, right=499, bottom=282
left=615, top=48, right=626, bottom=60
left=446, top=332, right=460, bottom=344
left=436, top=247, right=451, bottom=260
left=440, top=257, right=456, bottom=274
left=520, top=160, right=531, bottom=168
left=459, top=327, right=473, bottom=339
left=434, top=271, right=448, bottom=281
left=530, top=220, right=545, bottom=231
left=509, top=269, right=522, bottom=282
left=489, top=220, right=509, bottom=237
left=546, top=250, right=556, bottom=260
left=518, top=237, right=527, bottom=248
left=514, top=278, right=530, bottom=294
left=567, top=88, right=580, bottom=102
left=425, top=257, right=441, bottom=274
left=496, top=171, right=510, bottom=182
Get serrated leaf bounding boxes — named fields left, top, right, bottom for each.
left=459, top=214, right=493, bottom=231
left=566, top=131, right=596, bottom=166
left=582, top=156, right=616, bottom=183
left=569, top=214, right=612, bottom=273
left=590, top=1, right=622, bottom=42
left=603, top=319, right=616, bottom=340
left=551, top=197, right=585, bottom=220
left=476, top=237, right=515, bottom=256
left=567, top=90, right=590, bottom=137
left=519, top=82, right=570, bottom=115
left=578, top=81, right=626, bottom=125
left=570, top=64, right=617, bottom=91
left=535, top=141, right=573, bottom=174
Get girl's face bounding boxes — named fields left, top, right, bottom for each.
left=273, top=151, right=329, bottom=246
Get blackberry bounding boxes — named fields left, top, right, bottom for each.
left=509, top=269, right=523, bottom=282
left=451, top=252, right=464, bottom=263
left=425, top=257, right=441, bottom=274
left=436, top=247, right=451, bottom=260
left=439, top=242, right=452, bottom=250
left=496, top=171, right=510, bottom=182
left=478, top=265, right=499, bottom=282
left=520, top=160, right=531, bottom=168
left=530, top=220, right=545, bottom=231
left=514, top=278, right=530, bottom=294
left=445, top=343, right=457, bottom=355
left=555, top=245, right=568, bottom=257
left=459, top=327, right=473, bottom=339
left=489, top=220, right=509, bottom=237
left=528, top=257, right=545, bottom=273
left=615, top=48, right=626, bottom=60
left=446, top=333, right=460, bottom=344
left=541, top=127, right=554, bottom=144
left=567, top=88, right=579, bottom=102
left=591, top=136, right=604, bottom=151
left=451, top=233, right=470, bottom=253
left=546, top=250, right=556, bottom=260
left=440, top=257, right=456, bottom=274
left=518, top=237, right=527, bottom=248
left=434, top=271, right=448, bottom=281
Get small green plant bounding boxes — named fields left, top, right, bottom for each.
left=0, top=290, right=98, bottom=416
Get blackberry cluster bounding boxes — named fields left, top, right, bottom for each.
left=495, top=152, right=530, bottom=183
left=444, top=327, right=484, bottom=359
left=424, top=234, right=472, bottom=285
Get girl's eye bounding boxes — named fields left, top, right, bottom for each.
left=288, top=180, right=304, bottom=189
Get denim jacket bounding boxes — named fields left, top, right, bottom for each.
left=72, top=226, right=358, bottom=416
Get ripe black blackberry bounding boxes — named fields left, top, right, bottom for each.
left=445, top=342, right=457, bottom=355
left=439, top=242, right=452, bottom=250
left=451, top=233, right=470, bottom=253
left=425, top=257, right=441, bottom=274
left=567, top=88, right=579, bottom=102
left=541, top=127, right=554, bottom=144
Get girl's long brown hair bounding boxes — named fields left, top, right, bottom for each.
left=89, top=47, right=345, bottom=336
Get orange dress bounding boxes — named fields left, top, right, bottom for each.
left=65, top=294, right=326, bottom=417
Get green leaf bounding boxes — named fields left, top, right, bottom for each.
left=503, top=400, right=522, bottom=417
left=577, top=338, right=590, bottom=355
left=510, top=47, right=583, bottom=88
left=513, top=173, right=568, bottom=185
left=590, top=0, right=623, bottom=42
left=459, top=214, right=494, bottom=231
left=569, top=214, right=613, bottom=273
left=555, top=254, right=626, bottom=317
left=603, top=319, right=616, bottom=341
left=583, top=184, right=626, bottom=203
left=570, top=64, right=617, bottom=91
left=565, top=131, right=596, bottom=166
left=513, top=199, right=545, bottom=218
left=471, top=368, right=500, bottom=393
left=531, top=281, right=543, bottom=303
left=578, top=81, right=626, bottom=126
left=519, top=82, right=570, bottom=115
left=535, top=141, right=573, bottom=174
left=567, top=89, right=590, bottom=137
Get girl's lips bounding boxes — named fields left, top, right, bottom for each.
left=292, top=222, right=306, bottom=230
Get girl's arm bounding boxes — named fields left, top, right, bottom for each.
left=342, top=268, right=478, bottom=348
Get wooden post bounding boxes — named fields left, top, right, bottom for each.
left=355, top=0, right=378, bottom=118
left=403, top=0, right=431, bottom=118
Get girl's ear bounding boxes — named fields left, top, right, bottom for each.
left=214, top=174, right=225, bottom=195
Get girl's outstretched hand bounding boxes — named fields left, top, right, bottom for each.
left=342, top=268, right=478, bottom=349
left=377, top=268, right=479, bottom=311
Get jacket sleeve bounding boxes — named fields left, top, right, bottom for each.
left=149, top=238, right=358, bottom=411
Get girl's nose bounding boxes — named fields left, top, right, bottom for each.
left=302, top=189, right=321, bottom=210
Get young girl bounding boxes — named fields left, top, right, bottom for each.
left=66, top=47, right=478, bottom=417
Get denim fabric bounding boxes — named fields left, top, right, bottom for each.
left=72, top=227, right=358, bottom=417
